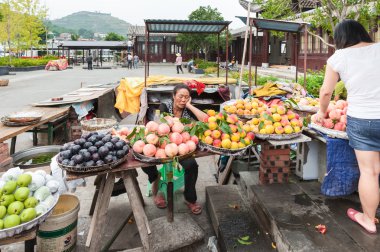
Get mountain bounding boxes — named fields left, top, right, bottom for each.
left=50, top=11, right=131, bottom=35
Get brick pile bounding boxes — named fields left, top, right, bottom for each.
left=0, top=143, right=12, bottom=171
left=259, top=143, right=291, bottom=184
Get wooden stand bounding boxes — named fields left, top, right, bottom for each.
left=0, top=226, right=37, bottom=252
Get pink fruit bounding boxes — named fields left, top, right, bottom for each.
left=340, top=115, right=347, bottom=124
left=181, top=132, right=191, bottom=143
left=190, top=135, right=199, bottom=144
left=311, top=114, right=317, bottom=123
left=132, top=140, right=145, bottom=153
left=159, top=138, right=169, bottom=149
left=178, top=143, right=190, bottom=155
left=329, top=109, right=341, bottom=121
left=146, top=134, right=159, bottom=145
left=213, top=139, right=222, bottom=148
left=165, top=143, right=179, bottom=157
left=334, top=122, right=346, bottom=131
left=157, top=123, right=171, bottom=136
left=343, top=107, right=347, bottom=115
left=146, top=121, right=159, bottom=133
left=335, top=100, right=346, bottom=110
left=335, top=109, right=344, bottom=115
left=143, top=144, right=157, bottom=157
left=119, top=128, right=129, bottom=136
left=326, top=104, right=336, bottom=114
left=164, top=116, right=174, bottom=127
left=186, top=140, right=197, bottom=152
left=169, top=132, right=183, bottom=145
left=322, top=118, right=334, bottom=129
left=172, top=122, right=184, bottom=133
left=155, top=149, right=167, bottom=158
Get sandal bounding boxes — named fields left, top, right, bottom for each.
left=184, top=201, right=202, bottom=215
left=347, top=208, right=377, bottom=234
left=153, top=194, right=167, bottom=209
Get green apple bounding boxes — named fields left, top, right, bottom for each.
left=4, top=214, right=21, bottom=228
left=14, top=187, right=30, bottom=202
left=3, top=181, right=17, bottom=195
left=0, top=194, right=15, bottom=207
left=7, top=201, right=24, bottom=215
left=20, top=208, right=37, bottom=223
left=0, top=219, right=4, bottom=229
left=24, top=197, right=38, bottom=208
left=17, top=174, right=32, bottom=187
left=0, top=205, right=6, bottom=219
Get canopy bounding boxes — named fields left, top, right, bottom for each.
left=58, top=41, right=128, bottom=50
left=236, top=16, right=308, bottom=33
left=144, top=19, right=231, bottom=34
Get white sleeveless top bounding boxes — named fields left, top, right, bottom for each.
left=327, top=43, right=380, bottom=119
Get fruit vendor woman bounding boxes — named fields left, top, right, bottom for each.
left=141, top=84, right=208, bottom=214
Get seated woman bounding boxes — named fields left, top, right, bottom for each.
left=142, top=84, right=208, bottom=215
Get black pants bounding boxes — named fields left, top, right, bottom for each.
left=127, top=61, right=132, bottom=69
left=141, top=158, right=198, bottom=203
left=88, top=62, right=93, bottom=70
left=176, top=65, right=183, bottom=74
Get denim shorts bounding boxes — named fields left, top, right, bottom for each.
left=346, top=115, right=380, bottom=151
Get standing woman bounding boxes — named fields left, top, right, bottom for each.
left=175, top=53, right=184, bottom=74
left=316, top=20, right=380, bottom=234
left=141, top=84, right=208, bottom=214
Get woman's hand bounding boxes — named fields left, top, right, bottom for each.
left=315, top=110, right=326, bottom=124
left=186, top=96, right=192, bottom=108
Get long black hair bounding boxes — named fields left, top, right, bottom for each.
left=334, top=19, right=373, bottom=49
left=173, top=84, right=191, bottom=96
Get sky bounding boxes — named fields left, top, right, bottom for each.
left=43, top=0, right=249, bottom=29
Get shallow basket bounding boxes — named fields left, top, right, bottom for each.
left=0, top=192, right=59, bottom=239
left=198, top=141, right=252, bottom=156
left=309, top=123, right=348, bottom=140
left=1, top=116, right=41, bottom=127
left=254, top=131, right=303, bottom=140
left=57, top=155, right=127, bottom=173
left=81, top=118, right=117, bottom=134
left=294, top=105, right=319, bottom=113
left=132, top=150, right=196, bottom=164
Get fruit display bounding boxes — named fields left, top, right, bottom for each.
left=294, top=97, right=320, bottom=112
left=111, top=127, right=131, bottom=142
left=246, top=104, right=303, bottom=139
left=311, top=100, right=347, bottom=132
left=130, top=116, right=199, bottom=161
left=0, top=167, right=59, bottom=233
left=57, top=132, right=130, bottom=170
left=198, top=110, right=255, bottom=152
left=223, top=98, right=268, bottom=118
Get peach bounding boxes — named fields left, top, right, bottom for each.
left=212, top=130, right=221, bottom=139
left=165, top=143, right=179, bottom=157
left=119, top=128, right=129, bottom=136
left=213, top=139, right=222, bottom=148
left=277, top=106, right=286, bottom=115
left=204, top=129, right=212, bottom=137
left=203, top=116, right=210, bottom=123
left=132, top=140, right=145, bottom=154
left=186, top=140, right=197, bottom=152
left=326, top=104, right=336, bottom=114
left=284, top=125, right=293, bottom=134
left=216, top=113, right=224, bottom=120
left=159, top=138, right=169, bottom=149
left=221, top=133, right=230, bottom=140
left=172, top=122, right=184, bottom=133
left=181, top=132, right=191, bottom=143
left=157, top=123, right=171, bottom=136
left=178, top=143, right=190, bottom=155
left=146, top=121, right=159, bottom=133
left=272, top=113, right=282, bottom=122
left=246, top=132, right=255, bottom=140
left=204, top=136, right=214, bottom=145
left=281, top=118, right=290, bottom=127
left=143, top=144, right=157, bottom=157
left=190, top=135, right=199, bottom=144
left=335, top=100, right=346, bottom=110
left=322, top=118, right=334, bottom=129
left=155, top=149, right=167, bottom=158
left=169, top=132, right=183, bottom=145
left=229, top=124, right=238, bottom=133
left=334, top=122, right=346, bottom=131
left=275, top=126, right=284, bottom=134
left=221, top=139, right=232, bottom=149
left=340, top=115, right=347, bottom=124
left=329, top=109, right=341, bottom=121
left=290, top=119, right=299, bottom=127
left=164, top=116, right=174, bottom=127
left=208, top=122, right=218, bottom=130
left=287, top=111, right=295, bottom=120
left=146, top=134, right=159, bottom=145
left=208, top=116, right=217, bottom=123
left=207, top=110, right=216, bottom=116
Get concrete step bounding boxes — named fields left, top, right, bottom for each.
left=247, top=182, right=380, bottom=252
left=206, top=185, right=273, bottom=251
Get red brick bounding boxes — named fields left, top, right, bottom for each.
left=261, top=148, right=290, bottom=156
left=260, top=154, right=291, bottom=162
left=0, top=157, right=12, bottom=168
left=261, top=160, right=291, bottom=169
left=261, top=144, right=290, bottom=150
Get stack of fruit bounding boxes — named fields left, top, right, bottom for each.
left=294, top=97, right=320, bottom=112
left=311, top=100, right=347, bottom=131
left=199, top=110, right=255, bottom=151
left=57, top=132, right=130, bottom=169
left=246, top=104, right=303, bottom=138
left=131, top=116, right=198, bottom=160
left=223, top=98, right=268, bottom=117
left=0, top=168, right=59, bottom=230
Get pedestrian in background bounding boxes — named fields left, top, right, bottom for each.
left=315, top=19, right=380, bottom=234
left=86, top=53, right=93, bottom=70
left=133, top=54, right=139, bottom=69
left=127, top=53, right=133, bottom=69
left=175, top=53, right=183, bottom=74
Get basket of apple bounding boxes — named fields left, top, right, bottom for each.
left=222, top=98, right=268, bottom=119
left=248, top=104, right=304, bottom=140
left=293, top=97, right=320, bottom=113
left=130, top=116, right=199, bottom=163
left=309, top=100, right=348, bottom=139
left=197, top=110, right=255, bottom=156
left=0, top=167, right=60, bottom=238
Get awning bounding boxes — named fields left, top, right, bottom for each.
left=236, top=16, right=308, bottom=33
left=57, top=41, right=128, bottom=50
left=144, top=19, right=231, bottom=34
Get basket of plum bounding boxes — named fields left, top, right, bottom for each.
left=56, top=132, right=129, bottom=173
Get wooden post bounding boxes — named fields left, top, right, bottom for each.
left=238, top=3, right=251, bottom=98
left=295, top=33, right=299, bottom=83
left=225, top=25, right=229, bottom=86
left=248, top=19, right=253, bottom=88
left=217, top=33, right=220, bottom=78
left=145, top=23, right=148, bottom=87
left=303, top=25, right=308, bottom=88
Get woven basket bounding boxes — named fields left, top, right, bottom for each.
left=81, top=118, right=117, bottom=134
left=0, top=79, right=9, bottom=86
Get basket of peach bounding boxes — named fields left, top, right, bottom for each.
left=196, top=110, right=255, bottom=156
left=223, top=98, right=268, bottom=119
left=247, top=104, right=304, bottom=140
left=129, top=116, right=199, bottom=163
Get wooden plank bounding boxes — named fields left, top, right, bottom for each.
left=218, top=156, right=235, bottom=185
left=123, top=170, right=150, bottom=251
left=0, top=106, right=70, bottom=142
left=0, top=226, right=36, bottom=246
left=89, top=173, right=115, bottom=251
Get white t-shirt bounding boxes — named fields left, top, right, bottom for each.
left=327, top=43, right=380, bottom=119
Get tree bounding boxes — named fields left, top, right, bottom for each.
left=71, top=33, right=79, bottom=41
left=177, top=5, right=228, bottom=61
left=104, top=32, right=125, bottom=41
left=78, top=28, right=94, bottom=39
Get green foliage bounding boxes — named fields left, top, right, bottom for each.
left=204, top=66, right=218, bottom=74
left=71, top=34, right=79, bottom=41
left=78, top=28, right=94, bottom=39
left=197, top=61, right=217, bottom=69
left=104, top=32, right=125, bottom=41
left=297, top=69, right=325, bottom=97
left=256, top=76, right=279, bottom=86
left=0, top=55, right=58, bottom=67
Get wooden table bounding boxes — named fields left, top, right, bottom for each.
left=0, top=106, right=70, bottom=154
left=65, top=151, right=212, bottom=251
left=0, top=226, right=37, bottom=252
